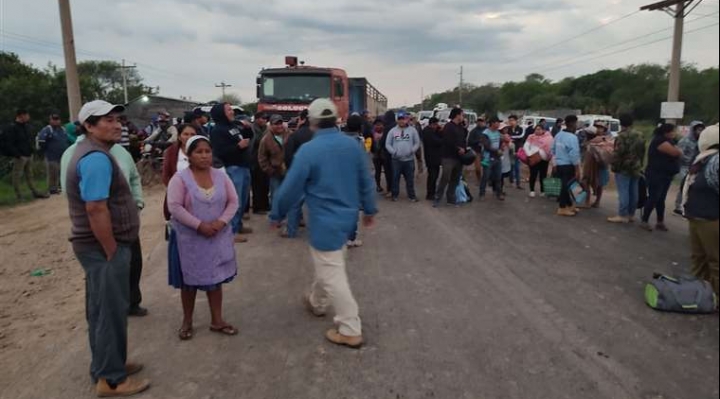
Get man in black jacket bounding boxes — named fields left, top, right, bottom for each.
left=467, top=118, right=487, bottom=184
left=251, top=112, right=271, bottom=215
left=508, top=114, right=526, bottom=189
left=422, top=117, right=443, bottom=200
left=434, top=108, right=466, bottom=207
left=285, top=110, right=313, bottom=169
left=5, top=109, right=48, bottom=200
left=210, top=103, right=254, bottom=243
left=379, top=110, right=397, bottom=198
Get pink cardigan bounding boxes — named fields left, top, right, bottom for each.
left=167, top=170, right=239, bottom=231
left=526, top=133, right=555, bottom=161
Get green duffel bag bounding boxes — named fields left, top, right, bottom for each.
left=645, top=274, right=719, bottom=314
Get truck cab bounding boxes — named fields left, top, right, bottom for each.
left=257, top=57, right=349, bottom=121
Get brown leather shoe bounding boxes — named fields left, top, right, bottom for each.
left=239, top=227, right=254, bottom=234
left=234, top=234, right=249, bottom=243
left=125, top=363, right=143, bottom=377
left=96, top=377, right=150, bottom=397
left=556, top=208, right=576, bottom=217
left=325, top=329, right=363, bottom=349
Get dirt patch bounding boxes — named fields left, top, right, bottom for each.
left=0, top=187, right=166, bottom=383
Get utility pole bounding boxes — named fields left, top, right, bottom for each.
left=641, top=0, right=704, bottom=124
left=117, top=59, right=137, bottom=104
left=420, top=87, right=424, bottom=111
left=458, top=66, right=464, bottom=106
left=58, top=0, right=82, bottom=120
left=215, top=82, right=232, bottom=101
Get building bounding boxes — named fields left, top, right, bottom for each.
left=124, top=95, right=201, bottom=128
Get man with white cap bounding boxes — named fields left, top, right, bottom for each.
left=270, top=98, right=378, bottom=349
left=64, top=100, right=150, bottom=397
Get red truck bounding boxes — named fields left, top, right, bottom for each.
left=256, top=57, right=387, bottom=122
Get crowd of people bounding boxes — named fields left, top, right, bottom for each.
left=1, top=98, right=717, bottom=398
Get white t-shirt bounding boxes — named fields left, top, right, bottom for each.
left=177, top=151, right=190, bottom=173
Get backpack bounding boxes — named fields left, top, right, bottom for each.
left=645, top=274, right=718, bottom=314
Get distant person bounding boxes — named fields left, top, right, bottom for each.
left=345, top=114, right=369, bottom=247
left=65, top=100, right=149, bottom=397
left=380, top=110, right=397, bottom=198
left=551, top=118, right=564, bottom=137
left=581, top=123, right=614, bottom=208
left=682, top=124, right=719, bottom=295
left=479, top=117, right=504, bottom=201
left=37, top=113, right=69, bottom=195
left=162, top=124, right=198, bottom=220
left=210, top=103, right=254, bottom=244
left=251, top=112, right=271, bottom=215
left=498, top=126, right=514, bottom=198
left=167, top=136, right=240, bottom=340
left=508, top=115, right=526, bottom=190
left=434, top=108, right=466, bottom=207
left=65, top=120, right=81, bottom=144
left=371, top=118, right=387, bottom=192
left=259, top=114, right=290, bottom=200
left=144, top=113, right=177, bottom=150
left=674, top=121, right=705, bottom=216
left=190, top=109, right=210, bottom=137
left=117, top=115, right=133, bottom=150
left=525, top=125, right=554, bottom=198
left=386, top=112, right=421, bottom=202
left=468, top=118, right=487, bottom=183
left=640, top=123, right=682, bottom=232
left=5, top=109, right=48, bottom=200
left=422, top=117, right=443, bottom=201
left=270, top=99, right=378, bottom=349
left=285, top=110, right=313, bottom=169
left=608, top=115, right=646, bottom=224
left=410, top=114, right=424, bottom=174
left=551, top=115, right=582, bottom=217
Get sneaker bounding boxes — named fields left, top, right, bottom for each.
left=639, top=222, right=654, bottom=232
left=496, top=195, right=506, bottom=201
left=239, top=227, right=254, bottom=234
left=348, top=239, right=363, bottom=248
left=607, top=216, right=630, bottom=224
left=96, top=377, right=150, bottom=398
left=656, top=223, right=669, bottom=232
left=516, top=185, right=524, bottom=190
left=325, top=329, right=364, bottom=349
left=529, top=191, right=537, bottom=198
left=432, top=200, right=440, bottom=208
left=673, top=209, right=684, bottom=217
left=410, top=198, right=419, bottom=203
left=234, top=234, right=249, bottom=243
left=376, top=187, right=384, bottom=193
left=391, top=197, right=398, bottom=202
left=242, top=213, right=251, bottom=221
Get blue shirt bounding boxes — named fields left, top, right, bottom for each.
left=483, top=129, right=502, bottom=163
left=552, top=130, right=581, bottom=166
left=271, top=127, right=378, bottom=251
left=77, top=152, right=113, bottom=202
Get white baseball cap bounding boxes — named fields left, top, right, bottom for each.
left=308, top=98, right=338, bottom=121
left=78, top=100, right=125, bottom=124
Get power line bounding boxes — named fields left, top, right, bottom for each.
left=537, top=22, right=719, bottom=74
left=502, top=9, right=642, bottom=63
left=530, top=11, right=719, bottom=72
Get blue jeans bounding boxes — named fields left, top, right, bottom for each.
left=226, top=166, right=251, bottom=234
left=270, top=176, right=283, bottom=201
left=615, top=173, right=640, bottom=217
left=480, top=159, right=502, bottom=197
left=511, top=158, right=521, bottom=186
left=392, top=159, right=417, bottom=199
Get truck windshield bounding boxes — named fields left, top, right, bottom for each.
left=262, top=74, right=331, bottom=102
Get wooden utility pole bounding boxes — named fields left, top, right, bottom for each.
left=118, top=59, right=137, bottom=104
left=458, top=66, right=464, bottom=106
left=641, top=0, right=704, bottom=123
left=215, top=82, right=232, bottom=100
left=58, top=0, right=82, bottom=120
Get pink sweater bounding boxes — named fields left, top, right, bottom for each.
left=167, top=171, right=239, bottom=231
left=526, top=133, right=555, bottom=161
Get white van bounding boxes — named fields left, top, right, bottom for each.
left=436, top=109, right=478, bottom=126
left=522, top=116, right=560, bottom=132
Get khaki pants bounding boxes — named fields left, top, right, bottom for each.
left=308, top=247, right=362, bottom=337
left=12, top=156, right=39, bottom=198
left=689, top=219, right=719, bottom=295
left=46, top=160, right=60, bottom=193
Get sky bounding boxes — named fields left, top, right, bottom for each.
left=1, top=0, right=718, bottom=108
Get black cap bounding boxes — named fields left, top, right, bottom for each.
left=429, top=117, right=440, bottom=125
left=347, top=115, right=364, bottom=132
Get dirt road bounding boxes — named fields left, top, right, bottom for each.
left=0, top=182, right=718, bottom=399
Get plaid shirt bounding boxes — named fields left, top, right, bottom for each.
left=612, top=129, right=646, bottom=177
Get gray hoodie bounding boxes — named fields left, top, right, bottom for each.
left=385, top=125, right=420, bottom=162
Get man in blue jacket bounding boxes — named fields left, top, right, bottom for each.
left=271, top=99, right=378, bottom=349
left=37, top=113, right=70, bottom=195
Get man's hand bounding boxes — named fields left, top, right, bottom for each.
left=198, top=222, right=217, bottom=238
left=105, top=243, right=118, bottom=262
left=362, top=215, right=376, bottom=229
left=575, top=167, right=581, bottom=181
left=458, top=148, right=466, bottom=156
left=238, top=138, right=251, bottom=149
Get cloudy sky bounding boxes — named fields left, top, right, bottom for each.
left=2, top=0, right=718, bottom=107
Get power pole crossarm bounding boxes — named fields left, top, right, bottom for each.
left=58, top=0, right=82, bottom=120
left=116, top=59, right=137, bottom=104
left=215, top=82, right=233, bottom=100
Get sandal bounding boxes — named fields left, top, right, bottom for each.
left=210, top=324, right=239, bottom=336
left=178, top=326, right=194, bottom=341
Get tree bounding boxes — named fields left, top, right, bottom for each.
left=218, top=93, right=242, bottom=105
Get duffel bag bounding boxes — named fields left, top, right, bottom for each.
left=645, top=274, right=718, bottom=314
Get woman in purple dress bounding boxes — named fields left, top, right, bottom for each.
left=167, top=136, right=240, bottom=340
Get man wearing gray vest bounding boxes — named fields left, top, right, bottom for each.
left=66, top=100, right=150, bottom=397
